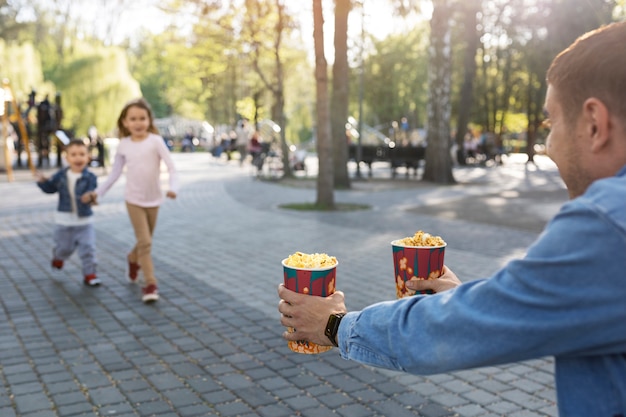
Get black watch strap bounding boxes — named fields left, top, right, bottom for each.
left=325, top=313, right=346, bottom=347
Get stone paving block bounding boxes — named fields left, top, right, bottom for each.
left=215, top=400, right=254, bottom=416
left=335, top=403, right=373, bottom=417
left=317, top=391, right=352, bottom=408
left=201, top=389, right=237, bottom=405
left=10, top=381, right=44, bottom=396
left=236, top=386, right=278, bottom=407
left=325, top=374, right=368, bottom=393
left=135, top=399, right=175, bottom=415
left=462, top=388, right=500, bottom=405
left=452, top=403, right=486, bottom=417
left=41, top=371, right=74, bottom=385
left=88, top=385, right=127, bottom=406
left=14, top=391, right=53, bottom=414
left=162, top=388, right=204, bottom=408
left=46, top=380, right=81, bottom=395
left=372, top=399, right=426, bottom=417
left=147, top=373, right=187, bottom=391
left=5, top=371, right=39, bottom=385
left=474, top=377, right=511, bottom=394
left=430, top=391, right=468, bottom=408
left=177, top=403, right=218, bottom=416
left=485, top=399, right=522, bottom=414
left=500, top=389, right=550, bottom=410
left=351, top=387, right=387, bottom=403
left=0, top=408, right=17, bottom=417
left=124, top=388, right=161, bottom=404
left=418, top=402, right=458, bottom=417
left=255, top=403, right=295, bottom=417
left=97, top=402, right=136, bottom=416
left=50, top=390, right=87, bottom=406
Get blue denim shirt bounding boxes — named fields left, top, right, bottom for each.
left=37, top=167, right=97, bottom=217
left=338, top=165, right=626, bottom=417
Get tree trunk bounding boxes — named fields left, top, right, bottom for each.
left=453, top=0, right=480, bottom=166
left=313, top=0, right=334, bottom=207
left=422, top=0, right=455, bottom=184
left=331, top=0, right=351, bottom=189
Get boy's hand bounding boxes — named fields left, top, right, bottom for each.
left=34, top=171, right=46, bottom=182
left=166, top=191, right=177, bottom=199
left=80, top=191, right=98, bottom=205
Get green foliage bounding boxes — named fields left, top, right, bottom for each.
left=47, top=42, right=141, bottom=136
left=0, top=40, right=51, bottom=101
left=358, top=25, right=430, bottom=130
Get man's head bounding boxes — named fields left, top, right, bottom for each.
left=545, top=21, right=626, bottom=198
left=65, top=139, right=90, bottom=173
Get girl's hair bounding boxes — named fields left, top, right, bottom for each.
left=547, top=21, right=626, bottom=127
left=116, top=98, right=160, bottom=137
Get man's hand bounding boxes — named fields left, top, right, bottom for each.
left=405, top=265, right=462, bottom=293
left=277, top=284, right=347, bottom=346
left=166, top=191, right=177, bottom=199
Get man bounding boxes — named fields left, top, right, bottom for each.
left=278, top=22, right=626, bottom=417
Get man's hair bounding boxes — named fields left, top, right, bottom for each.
left=67, top=138, right=87, bottom=149
left=116, top=98, right=159, bottom=138
left=547, top=21, right=626, bottom=127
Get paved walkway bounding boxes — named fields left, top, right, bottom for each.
left=0, top=153, right=567, bottom=417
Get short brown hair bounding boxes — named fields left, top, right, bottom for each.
left=547, top=21, right=626, bottom=127
left=116, top=98, right=159, bottom=137
left=67, top=138, right=87, bottom=149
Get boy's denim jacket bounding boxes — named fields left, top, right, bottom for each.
left=37, top=167, right=97, bottom=218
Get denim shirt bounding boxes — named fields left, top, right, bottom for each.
left=37, top=167, right=97, bottom=218
left=338, top=165, right=626, bottom=417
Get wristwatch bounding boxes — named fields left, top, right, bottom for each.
left=325, top=313, right=346, bottom=347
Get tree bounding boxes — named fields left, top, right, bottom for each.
left=331, top=0, right=351, bottom=189
left=313, top=0, right=334, bottom=208
left=453, top=0, right=480, bottom=165
left=244, top=0, right=294, bottom=177
left=422, top=0, right=455, bottom=184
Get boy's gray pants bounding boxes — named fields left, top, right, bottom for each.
left=53, top=224, right=97, bottom=276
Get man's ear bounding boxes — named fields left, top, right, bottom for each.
left=582, top=98, right=610, bottom=152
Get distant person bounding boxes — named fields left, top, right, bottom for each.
left=87, top=126, right=105, bottom=170
left=278, top=22, right=626, bottom=417
left=181, top=128, right=195, bottom=152
left=248, top=131, right=263, bottom=169
left=36, top=95, right=54, bottom=168
left=35, top=139, right=100, bottom=287
left=86, top=98, right=179, bottom=303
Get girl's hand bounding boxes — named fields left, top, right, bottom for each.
left=166, top=191, right=177, bottom=199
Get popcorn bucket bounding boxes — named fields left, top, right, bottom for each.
left=282, top=258, right=337, bottom=354
left=391, top=240, right=446, bottom=298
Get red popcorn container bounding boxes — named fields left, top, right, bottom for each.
left=391, top=240, right=446, bottom=298
left=282, top=256, right=337, bottom=354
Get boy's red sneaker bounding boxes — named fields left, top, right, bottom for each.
left=142, top=284, right=159, bottom=303
left=84, top=274, right=101, bottom=287
left=51, top=259, right=64, bottom=270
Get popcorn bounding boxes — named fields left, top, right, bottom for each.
left=284, top=251, right=337, bottom=269
left=396, top=230, right=446, bottom=247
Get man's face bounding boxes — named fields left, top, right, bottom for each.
left=544, top=85, right=586, bottom=198
left=65, top=144, right=90, bottom=172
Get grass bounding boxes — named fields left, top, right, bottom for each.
left=279, top=202, right=371, bottom=211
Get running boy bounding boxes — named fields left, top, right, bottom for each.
left=36, top=139, right=100, bottom=286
